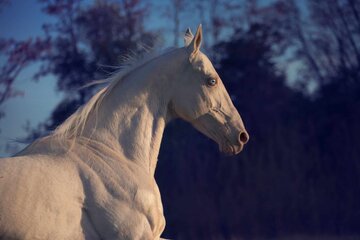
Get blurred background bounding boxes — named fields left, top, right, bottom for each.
left=1, top=0, right=360, bottom=239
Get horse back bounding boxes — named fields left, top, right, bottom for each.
left=0, top=154, right=85, bottom=240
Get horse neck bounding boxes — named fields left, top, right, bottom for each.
left=83, top=50, right=182, bottom=176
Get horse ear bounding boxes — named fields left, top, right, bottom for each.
left=187, top=24, right=202, bottom=56
left=184, top=28, right=194, bottom=47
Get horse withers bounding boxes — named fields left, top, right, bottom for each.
left=0, top=25, right=248, bottom=240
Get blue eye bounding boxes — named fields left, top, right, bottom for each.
left=207, top=78, right=217, bottom=86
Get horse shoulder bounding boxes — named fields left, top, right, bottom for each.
left=76, top=154, right=165, bottom=239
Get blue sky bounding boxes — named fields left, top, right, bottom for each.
left=0, top=0, right=62, bottom=156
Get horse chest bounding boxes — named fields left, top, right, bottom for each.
left=133, top=186, right=165, bottom=237
left=82, top=163, right=165, bottom=238
left=107, top=185, right=164, bottom=239
left=118, top=175, right=165, bottom=237
left=134, top=187, right=157, bottom=211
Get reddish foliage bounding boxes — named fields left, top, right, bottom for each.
left=0, top=37, right=51, bottom=107
left=0, top=0, right=153, bottom=120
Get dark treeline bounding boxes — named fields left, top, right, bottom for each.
left=158, top=1, right=360, bottom=238
left=0, top=0, right=359, bottom=239
left=158, top=23, right=360, bottom=240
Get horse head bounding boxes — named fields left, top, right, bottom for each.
left=170, top=25, right=249, bottom=155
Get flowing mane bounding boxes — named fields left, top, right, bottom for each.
left=52, top=47, right=177, bottom=141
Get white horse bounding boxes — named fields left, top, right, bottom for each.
left=0, top=25, right=248, bottom=240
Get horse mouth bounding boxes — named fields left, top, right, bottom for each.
left=220, top=143, right=243, bottom=156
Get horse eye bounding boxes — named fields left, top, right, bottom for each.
left=207, top=78, right=217, bottom=87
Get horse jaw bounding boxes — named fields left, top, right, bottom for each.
left=190, top=111, right=246, bottom=156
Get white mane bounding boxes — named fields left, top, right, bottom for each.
left=52, top=47, right=177, bottom=141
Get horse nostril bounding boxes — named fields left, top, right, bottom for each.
left=239, top=131, right=249, bottom=144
